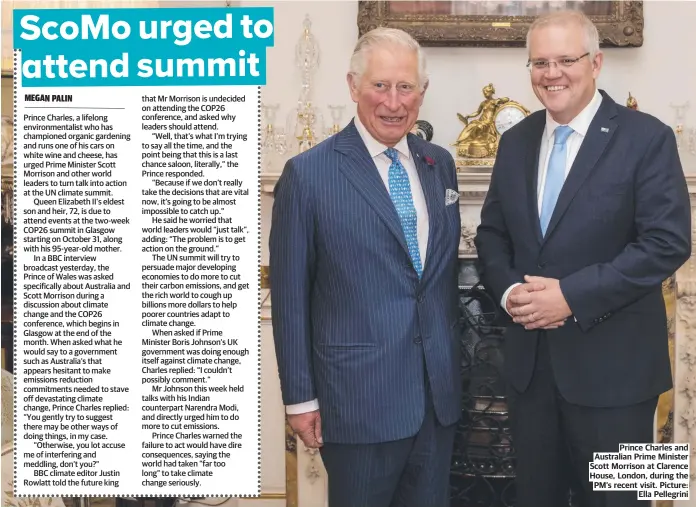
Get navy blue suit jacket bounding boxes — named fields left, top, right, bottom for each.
left=269, top=120, right=462, bottom=444
left=475, top=90, right=691, bottom=407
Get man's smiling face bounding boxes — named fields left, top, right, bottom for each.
left=528, top=22, right=602, bottom=124
left=348, top=44, right=425, bottom=147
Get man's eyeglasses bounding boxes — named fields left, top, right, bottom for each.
left=527, top=52, right=590, bottom=71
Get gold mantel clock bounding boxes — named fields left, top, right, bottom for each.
left=494, top=101, right=529, bottom=136
left=454, top=83, right=530, bottom=168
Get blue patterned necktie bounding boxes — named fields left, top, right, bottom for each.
left=384, top=147, right=423, bottom=278
left=540, top=125, right=574, bottom=236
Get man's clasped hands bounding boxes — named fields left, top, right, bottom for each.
left=507, top=275, right=573, bottom=330
left=286, top=275, right=574, bottom=450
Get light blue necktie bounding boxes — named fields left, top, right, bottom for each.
left=384, top=148, right=423, bottom=278
left=540, top=125, right=574, bottom=236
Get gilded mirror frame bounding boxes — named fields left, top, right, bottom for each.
left=357, top=1, right=644, bottom=47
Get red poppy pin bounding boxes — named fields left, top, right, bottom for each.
left=424, top=155, right=435, bottom=166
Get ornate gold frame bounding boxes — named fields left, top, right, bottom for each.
left=357, top=1, right=644, bottom=47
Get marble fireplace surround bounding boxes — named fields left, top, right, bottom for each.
left=258, top=169, right=696, bottom=507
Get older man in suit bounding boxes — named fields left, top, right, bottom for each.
left=269, top=27, right=462, bottom=507
left=475, top=10, right=691, bottom=507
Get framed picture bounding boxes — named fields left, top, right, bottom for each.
left=357, top=1, right=644, bottom=47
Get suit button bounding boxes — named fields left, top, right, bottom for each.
left=537, top=262, right=546, bottom=268
left=417, top=294, right=425, bottom=303
left=414, top=335, right=422, bottom=344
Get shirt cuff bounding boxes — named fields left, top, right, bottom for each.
left=286, top=399, right=319, bottom=415
left=501, top=283, right=522, bottom=316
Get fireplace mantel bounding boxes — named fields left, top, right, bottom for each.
left=262, top=169, right=696, bottom=257
left=260, top=169, right=494, bottom=199
left=261, top=169, right=696, bottom=202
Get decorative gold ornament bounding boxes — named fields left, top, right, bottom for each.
left=456, top=158, right=494, bottom=170
left=298, top=120, right=317, bottom=153
left=627, top=92, right=638, bottom=110
left=260, top=265, right=270, bottom=289
left=453, top=83, right=529, bottom=159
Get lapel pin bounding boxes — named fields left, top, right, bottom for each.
left=600, top=127, right=609, bottom=133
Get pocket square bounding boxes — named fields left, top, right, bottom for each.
left=445, top=189, right=459, bottom=206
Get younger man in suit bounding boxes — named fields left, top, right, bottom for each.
left=474, top=10, right=691, bottom=507
left=269, top=27, right=462, bottom=507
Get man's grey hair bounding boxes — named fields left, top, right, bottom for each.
left=526, top=9, right=600, bottom=60
left=348, top=27, right=428, bottom=89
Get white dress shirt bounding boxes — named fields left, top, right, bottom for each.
left=286, top=116, right=430, bottom=415
left=500, top=89, right=603, bottom=314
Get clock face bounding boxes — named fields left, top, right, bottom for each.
left=495, top=105, right=527, bottom=135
